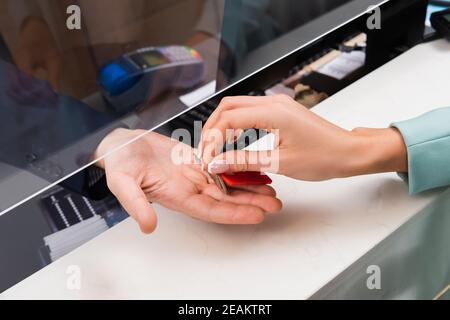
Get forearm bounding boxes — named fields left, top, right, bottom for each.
left=343, top=127, right=408, bottom=178
left=342, top=107, right=450, bottom=194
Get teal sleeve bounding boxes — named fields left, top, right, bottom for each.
left=392, top=107, right=450, bottom=194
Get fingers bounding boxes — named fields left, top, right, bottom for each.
left=186, top=194, right=266, bottom=225
left=200, top=95, right=291, bottom=165
left=207, top=150, right=278, bottom=175
left=201, top=106, right=274, bottom=164
left=106, top=172, right=158, bottom=234
left=201, top=184, right=282, bottom=214
left=227, top=190, right=282, bottom=213
left=202, top=96, right=273, bottom=133
left=234, top=184, right=277, bottom=197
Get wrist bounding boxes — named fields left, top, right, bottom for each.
left=93, top=138, right=109, bottom=169
left=93, top=128, right=152, bottom=169
left=93, top=128, right=136, bottom=169
left=343, top=127, right=408, bottom=177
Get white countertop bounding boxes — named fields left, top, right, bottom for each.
left=2, top=39, right=450, bottom=300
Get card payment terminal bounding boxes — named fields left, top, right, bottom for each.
left=99, top=46, right=205, bottom=112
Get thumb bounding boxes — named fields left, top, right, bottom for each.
left=208, top=150, right=278, bottom=175
left=107, top=172, right=158, bottom=234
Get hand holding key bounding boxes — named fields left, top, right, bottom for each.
left=194, top=154, right=272, bottom=195
left=200, top=95, right=407, bottom=181
left=95, top=129, right=282, bottom=233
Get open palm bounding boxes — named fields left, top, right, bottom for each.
left=95, top=129, right=282, bottom=233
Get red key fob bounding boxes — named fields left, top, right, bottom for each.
left=220, top=172, right=272, bottom=187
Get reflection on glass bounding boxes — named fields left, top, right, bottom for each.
left=0, top=0, right=355, bottom=215
left=131, top=51, right=171, bottom=67
left=0, top=0, right=224, bottom=214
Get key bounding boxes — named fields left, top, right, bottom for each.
left=211, top=173, right=228, bottom=194
left=194, top=153, right=228, bottom=194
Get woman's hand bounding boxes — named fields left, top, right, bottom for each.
left=95, top=129, right=282, bottom=233
left=199, top=95, right=408, bottom=181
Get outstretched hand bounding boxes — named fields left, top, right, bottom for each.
left=95, top=129, right=282, bottom=233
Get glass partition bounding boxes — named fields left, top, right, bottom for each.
left=0, top=0, right=376, bottom=216
left=0, top=0, right=225, bottom=214
left=0, top=0, right=388, bottom=293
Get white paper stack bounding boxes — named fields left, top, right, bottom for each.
left=43, top=216, right=109, bottom=262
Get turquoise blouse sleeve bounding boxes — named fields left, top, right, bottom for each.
left=392, top=107, right=450, bottom=194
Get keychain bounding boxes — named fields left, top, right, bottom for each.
left=220, top=172, right=272, bottom=187
left=194, top=153, right=272, bottom=195
left=194, top=153, right=228, bottom=194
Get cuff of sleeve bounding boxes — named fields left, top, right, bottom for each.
left=392, top=107, right=450, bottom=194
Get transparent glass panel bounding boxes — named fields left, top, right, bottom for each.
left=0, top=0, right=225, bottom=214
left=0, top=0, right=378, bottom=215
left=216, top=0, right=356, bottom=88
left=0, top=0, right=388, bottom=293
